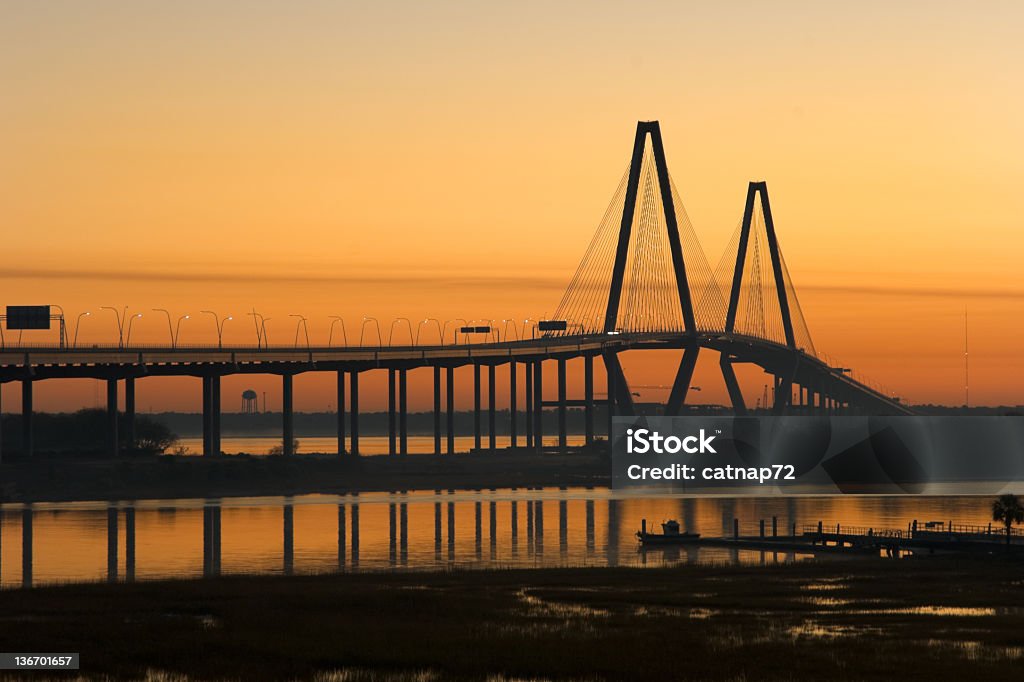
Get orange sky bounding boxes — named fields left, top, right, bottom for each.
left=3, top=1, right=1024, bottom=412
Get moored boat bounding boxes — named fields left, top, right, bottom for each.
left=636, top=518, right=701, bottom=545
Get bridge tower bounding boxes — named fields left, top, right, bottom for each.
left=721, top=181, right=804, bottom=414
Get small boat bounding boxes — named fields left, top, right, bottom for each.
left=636, top=518, right=701, bottom=545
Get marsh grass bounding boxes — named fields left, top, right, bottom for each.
left=1, top=558, right=1022, bottom=680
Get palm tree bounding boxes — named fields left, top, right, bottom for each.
left=992, top=494, right=1024, bottom=546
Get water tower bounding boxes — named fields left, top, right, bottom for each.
left=242, top=389, right=259, bottom=415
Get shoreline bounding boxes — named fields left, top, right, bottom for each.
left=0, top=450, right=611, bottom=504
left=1, top=557, right=1022, bottom=680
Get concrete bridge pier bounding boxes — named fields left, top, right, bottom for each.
left=445, top=366, right=455, bottom=455
left=433, top=366, right=442, bottom=455
left=533, top=360, right=544, bottom=452
left=282, top=374, right=294, bottom=456
left=388, top=369, right=397, bottom=455
left=336, top=370, right=346, bottom=456
left=473, top=365, right=482, bottom=451
left=350, top=370, right=360, bottom=456
left=524, top=360, right=533, bottom=449
left=202, top=375, right=222, bottom=457
left=584, top=355, right=594, bottom=445
left=125, top=377, right=136, bottom=450
left=488, top=364, right=496, bottom=452
left=557, top=358, right=567, bottom=452
left=509, top=360, right=518, bottom=449
left=399, top=369, right=408, bottom=455
left=22, top=379, right=33, bottom=458
left=606, top=357, right=615, bottom=442
left=106, top=378, right=118, bottom=457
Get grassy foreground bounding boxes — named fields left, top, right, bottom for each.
left=1, top=558, right=1023, bottom=681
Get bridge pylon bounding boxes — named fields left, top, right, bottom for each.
left=604, top=121, right=696, bottom=334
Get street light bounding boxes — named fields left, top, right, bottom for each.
left=328, top=316, right=348, bottom=347
left=154, top=309, right=175, bottom=347
left=290, top=314, right=310, bottom=349
left=359, top=317, right=382, bottom=347
left=125, top=313, right=143, bottom=347
left=417, top=318, right=443, bottom=346
left=73, top=311, right=91, bottom=348
left=389, top=318, right=413, bottom=346
left=201, top=310, right=232, bottom=349
left=175, top=315, right=190, bottom=348
left=101, top=306, right=127, bottom=349
left=248, top=311, right=268, bottom=348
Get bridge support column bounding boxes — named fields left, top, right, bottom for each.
left=350, top=371, right=360, bottom=456
left=125, top=377, right=136, bottom=451
left=666, top=346, right=700, bottom=416
left=202, top=376, right=211, bottom=456
left=473, top=365, right=482, bottom=451
left=533, top=361, right=543, bottom=452
left=584, top=355, right=594, bottom=445
left=388, top=369, right=397, bottom=456
left=773, top=374, right=792, bottom=415
left=720, top=358, right=747, bottom=416
left=399, top=369, right=408, bottom=455
left=525, top=361, right=533, bottom=449
left=21, top=379, right=33, bottom=459
left=557, top=358, right=567, bottom=453
left=509, top=361, right=518, bottom=449
left=606, top=356, right=615, bottom=443
left=106, top=378, right=118, bottom=457
left=433, top=366, right=442, bottom=455
left=488, top=364, right=496, bottom=453
left=446, top=367, right=455, bottom=455
left=336, top=370, right=346, bottom=456
left=211, top=375, right=221, bottom=456
left=283, top=374, right=294, bottom=456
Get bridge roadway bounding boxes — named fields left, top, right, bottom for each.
left=0, top=331, right=911, bottom=460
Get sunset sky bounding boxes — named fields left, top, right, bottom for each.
left=3, top=1, right=1024, bottom=412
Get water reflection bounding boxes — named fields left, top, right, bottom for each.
left=0, top=490, right=1007, bottom=588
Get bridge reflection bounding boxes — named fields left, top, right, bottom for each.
left=0, top=490, right=999, bottom=588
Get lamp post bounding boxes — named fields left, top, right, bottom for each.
left=175, top=315, right=190, bottom=348
left=359, top=317, right=381, bottom=347
left=73, top=311, right=91, bottom=348
left=328, top=316, right=348, bottom=347
left=389, top=318, right=413, bottom=346
left=201, top=311, right=232, bottom=349
left=248, top=311, right=268, bottom=348
left=125, top=313, right=143, bottom=347
left=290, top=314, right=310, bottom=349
left=154, top=309, right=174, bottom=347
left=417, top=318, right=443, bottom=346
left=101, top=306, right=127, bottom=349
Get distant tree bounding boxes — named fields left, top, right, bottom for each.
left=992, top=494, right=1024, bottom=546
left=268, top=439, right=300, bottom=456
left=133, top=418, right=178, bottom=453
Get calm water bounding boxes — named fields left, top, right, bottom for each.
left=0, top=489, right=1004, bottom=588
left=176, top=435, right=587, bottom=455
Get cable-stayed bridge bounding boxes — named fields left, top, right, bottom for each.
left=0, top=121, right=912, bottom=460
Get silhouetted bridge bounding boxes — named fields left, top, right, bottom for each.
left=0, top=121, right=911, bottom=460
